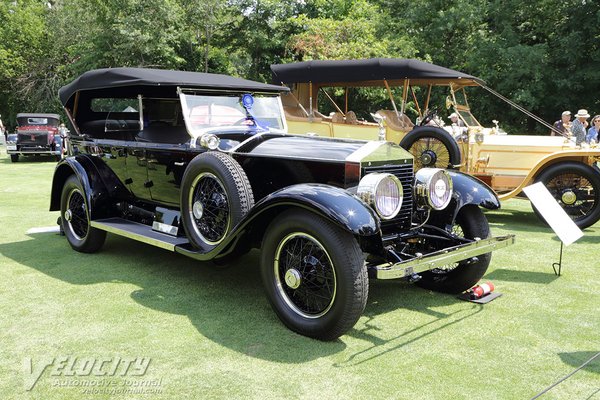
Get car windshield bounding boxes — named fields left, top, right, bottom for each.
left=457, top=110, right=482, bottom=127
left=179, top=92, right=285, bottom=137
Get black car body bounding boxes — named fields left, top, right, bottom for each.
left=7, top=113, right=64, bottom=162
left=50, top=68, right=513, bottom=340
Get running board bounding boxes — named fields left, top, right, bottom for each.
left=91, top=218, right=189, bottom=251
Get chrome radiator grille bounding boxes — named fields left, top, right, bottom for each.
left=362, top=163, right=413, bottom=232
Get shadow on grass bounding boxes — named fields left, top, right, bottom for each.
left=0, top=232, right=469, bottom=363
left=485, top=208, right=544, bottom=232
left=486, top=207, right=600, bottom=239
left=0, top=233, right=344, bottom=362
left=484, top=268, right=559, bottom=284
left=335, top=280, right=484, bottom=366
left=558, top=351, right=600, bottom=375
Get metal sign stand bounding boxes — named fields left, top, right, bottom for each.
left=551, top=241, right=564, bottom=276
left=523, top=183, right=584, bottom=277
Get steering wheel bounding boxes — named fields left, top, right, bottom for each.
left=419, top=108, right=438, bottom=126
left=232, top=117, right=256, bottom=126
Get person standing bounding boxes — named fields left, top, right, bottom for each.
left=551, top=111, right=571, bottom=136
left=571, top=109, right=590, bottom=145
left=586, top=115, right=600, bottom=144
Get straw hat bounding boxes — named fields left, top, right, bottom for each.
left=575, top=109, right=590, bottom=118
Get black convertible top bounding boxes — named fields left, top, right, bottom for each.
left=59, top=67, right=288, bottom=106
left=271, top=58, right=484, bottom=86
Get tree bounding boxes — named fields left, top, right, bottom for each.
left=74, top=0, right=185, bottom=70
left=287, top=0, right=416, bottom=61
left=178, top=0, right=236, bottom=74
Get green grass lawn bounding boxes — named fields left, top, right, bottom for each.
left=1, top=151, right=599, bottom=399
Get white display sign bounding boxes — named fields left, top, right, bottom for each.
left=523, top=182, right=583, bottom=245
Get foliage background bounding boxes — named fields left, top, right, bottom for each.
left=0, top=0, right=598, bottom=133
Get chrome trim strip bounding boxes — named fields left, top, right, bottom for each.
left=345, top=140, right=386, bottom=163
left=374, top=235, right=515, bottom=280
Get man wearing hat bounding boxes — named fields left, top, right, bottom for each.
left=571, top=109, right=590, bottom=145
left=448, top=112, right=465, bottom=127
left=551, top=110, right=571, bottom=136
left=448, top=112, right=466, bottom=140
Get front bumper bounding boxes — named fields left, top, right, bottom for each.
left=6, top=145, right=60, bottom=156
left=372, top=234, right=515, bottom=279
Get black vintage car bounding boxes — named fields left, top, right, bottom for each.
left=50, top=68, right=513, bottom=340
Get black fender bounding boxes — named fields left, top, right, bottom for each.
left=252, top=184, right=380, bottom=236
left=49, top=155, right=128, bottom=219
left=430, top=171, right=500, bottom=226
left=176, top=183, right=381, bottom=261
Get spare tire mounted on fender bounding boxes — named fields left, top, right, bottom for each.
left=181, top=151, right=254, bottom=252
left=399, top=126, right=461, bottom=170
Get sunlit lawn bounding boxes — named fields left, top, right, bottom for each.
left=1, top=150, right=598, bottom=399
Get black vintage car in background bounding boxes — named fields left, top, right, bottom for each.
left=6, top=113, right=64, bottom=162
left=50, top=68, right=513, bottom=340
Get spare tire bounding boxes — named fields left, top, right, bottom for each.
left=181, top=151, right=254, bottom=252
left=399, top=126, right=461, bottom=170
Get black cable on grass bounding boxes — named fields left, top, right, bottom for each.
left=531, top=351, right=600, bottom=399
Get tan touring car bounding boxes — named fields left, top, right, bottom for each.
left=271, top=58, right=600, bottom=229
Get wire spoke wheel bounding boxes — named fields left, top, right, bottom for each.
left=533, top=162, right=600, bottom=229
left=261, top=210, right=368, bottom=340
left=545, top=172, right=595, bottom=219
left=181, top=151, right=254, bottom=253
left=411, top=137, right=452, bottom=169
left=399, top=127, right=462, bottom=170
left=431, top=223, right=465, bottom=274
left=66, top=188, right=89, bottom=240
left=275, top=233, right=336, bottom=318
left=416, top=206, right=491, bottom=294
left=60, top=175, right=106, bottom=253
left=190, top=172, right=230, bottom=244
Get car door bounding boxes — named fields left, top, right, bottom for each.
left=86, top=97, right=152, bottom=201
left=145, top=139, right=197, bottom=206
left=140, top=97, right=196, bottom=206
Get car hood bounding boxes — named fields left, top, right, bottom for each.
left=236, top=134, right=413, bottom=165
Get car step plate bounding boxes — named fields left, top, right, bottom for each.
left=91, top=217, right=189, bottom=251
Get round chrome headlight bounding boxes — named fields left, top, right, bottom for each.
left=357, top=173, right=403, bottom=220
left=414, top=168, right=453, bottom=210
